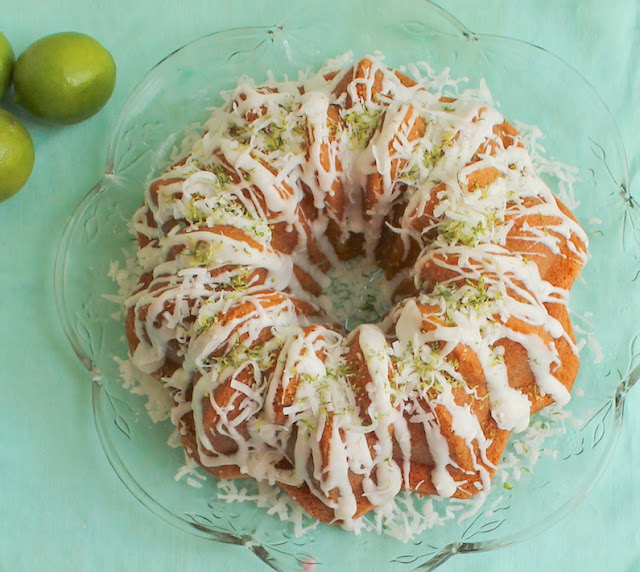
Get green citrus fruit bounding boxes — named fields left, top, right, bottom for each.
left=0, top=32, right=14, bottom=99
left=13, top=32, right=116, bottom=124
left=0, top=109, right=35, bottom=201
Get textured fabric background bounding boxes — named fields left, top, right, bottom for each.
left=1, top=1, right=638, bottom=570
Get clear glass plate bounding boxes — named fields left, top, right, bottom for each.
left=54, top=1, right=640, bottom=569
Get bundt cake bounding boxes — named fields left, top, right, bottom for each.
left=124, top=55, right=588, bottom=528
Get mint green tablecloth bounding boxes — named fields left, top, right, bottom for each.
left=1, top=1, right=638, bottom=570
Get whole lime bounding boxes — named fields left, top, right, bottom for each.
left=13, top=32, right=116, bottom=124
left=0, top=109, right=35, bottom=201
left=0, top=31, right=14, bottom=99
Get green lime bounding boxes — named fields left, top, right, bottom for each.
left=0, top=109, right=35, bottom=201
left=14, top=32, right=116, bottom=124
left=0, top=32, right=14, bottom=99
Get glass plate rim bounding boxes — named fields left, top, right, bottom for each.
left=53, top=2, right=638, bottom=569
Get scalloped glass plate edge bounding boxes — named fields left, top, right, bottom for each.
left=53, top=2, right=639, bottom=570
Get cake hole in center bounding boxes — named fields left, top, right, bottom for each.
left=322, top=257, right=395, bottom=332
